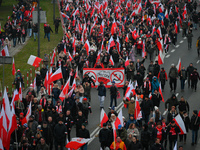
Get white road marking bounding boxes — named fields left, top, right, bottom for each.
left=185, top=80, right=187, bottom=84
left=180, top=40, right=183, bottom=43
left=197, top=60, right=200, bottom=64
left=176, top=45, right=180, bottom=48
left=165, top=54, right=170, bottom=58
left=176, top=93, right=179, bottom=97
left=183, top=37, right=187, bottom=39
left=171, top=49, right=175, bottom=53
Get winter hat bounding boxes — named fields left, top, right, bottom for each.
left=131, top=97, right=135, bottom=101
left=118, top=124, right=122, bottom=129
left=82, top=123, right=86, bottom=127
left=193, top=110, right=198, bottom=115
left=83, top=98, right=87, bottom=101
left=37, top=125, right=42, bottom=130
left=103, top=123, right=107, bottom=127
left=23, top=123, right=28, bottom=128
left=20, top=112, right=24, bottom=116
left=154, top=106, right=159, bottom=111
left=111, top=106, right=115, bottom=110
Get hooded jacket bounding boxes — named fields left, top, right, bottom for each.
left=165, top=94, right=179, bottom=110
left=151, top=77, right=159, bottom=93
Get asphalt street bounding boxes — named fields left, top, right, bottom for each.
left=63, top=18, right=200, bottom=150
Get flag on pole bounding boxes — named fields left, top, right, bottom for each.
left=21, top=102, right=32, bottom=125
left=159, top=82, right=165, bottom=102
left=84, top=40, right=90, bottom=56
left=48, top=68, right=63, bottom=84
left=100, top=109, right=109, bottom=127
left=65, top=138, right=90, bottom=149
left=27, top=55, right=42, bottom=67
left=173, top=114, right=187, bottom=134
left=0, top=45, right=10, bottom=56
left=134, top=96, right=142, bottom=120
left=176, top=58, right=181, bottom=73
left=59, top=77, right=70, bottom=101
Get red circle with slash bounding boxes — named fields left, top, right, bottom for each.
left=84, top=71, right=97, bottom=83
left=110, top=70, right=124, bottom=85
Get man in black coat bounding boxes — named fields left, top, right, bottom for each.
left=140, top=95, right=153, bottom=123
left=99, top=123, right=111, bottom=150
left=78, top=123, right=90, bottom=149
left=150, top=138, right=164, bottom=150
left=36, top=72, right=42, bottom=94
left=82, top=74, right=95, bottom=86
left=54, top=17, right=60, bottom=34
left=186, top=63, right=194, bottom=88
left=62, top=94, right=73, bottom=114
left=40, top=65, right=48, bottom=81
left=75, top=110, right=85, bottom=137
left=64, top=110, right=73, bottom=141
left=166, top=120, right=180, bottom=150
left=180, top=111, right=190, bottom=143
left=190, top=110, right=200, bottom=145
left=54, top=119, right=67, bottom=150
left=151, top=89, right=162, bottom=107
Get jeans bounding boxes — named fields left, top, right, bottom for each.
left=80, top=144, right=88, bottom=150
left=47, top=33, right=50, bottom=41
left=54, top=141, right=65, bottom=150
left=53, top=97, right=57, bottom=106
left=169, top=78, right=177, bottom=91
left=180, top=79, right=185, bottom=90
left=27, top=28, right=32, bottom=37
left=22, top=36, right=26, bottom=43
left=110, top=95, right=117, bottom=107
left=169, top=139, right=177, bottom=150
left=33, top=32, right=38, bottom=40
left=193, top=23, right=197, bottom=29
left=44, top=33, right=48, bottom=38
left=192, top=130, right=198, bottom=143
left=98, top=96, right=105, bottom=108
left=13, top=38, right=16, bottom=47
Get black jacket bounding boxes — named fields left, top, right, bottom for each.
left=110, top=85, right=118, bottom=96
left=166, top=125, right=180, bottom=141
left=128, top=141, right=143, bottom=150
left=64, top=114, right=73, bottom=129
left=140, top=99, right=153, bottom=115
left=178, top=100, right=189, bottom=112
left=190, top=115, right=200, bottom=131
left=150, top=143, right=164, bottom=150
left=54, top=123, right=67, bottom=142
left=97, top=85, right=106, bottom=96
left=82, top=77, right=95, bottom=86
left=99, top=128, right=111, bottom=143
left=78, top=128, right=90, bottom=138
left=140, top=130, right=151, bottom=145
left=36, top=74, right=42, bottom=86
left=181, top=115, right=190, bottom=132
left=151, top=93, right=162, bottom=107
left=75, top=115, right=86, bottom=129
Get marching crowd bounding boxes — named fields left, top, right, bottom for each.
left=3, top=0, right=200, bottom=150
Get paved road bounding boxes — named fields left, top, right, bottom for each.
left=67, top=23, right=200, bottom=150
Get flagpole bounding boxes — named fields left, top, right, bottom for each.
left=15, top=129, right=18, bottom=150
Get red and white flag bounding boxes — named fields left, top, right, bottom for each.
left=65, top=138, right=90, bottom=149
left=109, top=55, right=114, bottom=66
left=176, top=58, right=181, bottom=73
left=12, top=89, right=19, bottom=103
left=111, top=20, right=117, bottom=35
left=173, top=114, right=186, bottom=134
left=100, top=20, right=104, bottom=34
left=27, top=55, right=42, bottom=67
left=21, top=102, right=32, bottom=125
left=50, top=49, right=56, bottom=66
left=0, top=107, right=8, bottom=148
left=125, top=33, right=129, bottom=42
left=165, top=9, right=168, bottom=19
left=159, top=82, right=165, bottom=102
left=18, top=82, right=22, bottom=100
left=44, top=71, right=49, bottom=89
left=125, top=56, right=129, bottom=67
left=175, top=21, right=178, bottom=34
left=114, top=109, right=123, bottom=129
left=158, top=50, right=164, bottom=65
left=65, top=4, right=69, bottom=11
left=100, top=109, right=109, bottom=127
left=59, top=76, right=70, bottom=101
left=0, top=45, right=10, bottom=56
left=48, top=67, right=63, bottom=84
left=134, top=96, right=142, bottom=120
left=12, top=57, right=16, bottom=76
left=157, top=26, right=162, bottom=39
left=107, top=36, right=115, bottom=52
left=0, top=138, right=3, bottom=150
left=116, top=36, right=120, bottom=54
left=124, top=81, right=136, bottom=98
left=84, top=40, right=90, bottom=56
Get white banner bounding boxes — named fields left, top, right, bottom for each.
left=83, top=68, right=125, bottom=87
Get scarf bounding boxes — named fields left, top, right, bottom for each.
left=170, top=126, right=176, bottom=135
left=156, top=127, right=162, bottom=141
left=144, top=81, right=151, bottom=91
left=56, top=105, right=62, bottom=113
left=39, top=98, right=46, bottom=108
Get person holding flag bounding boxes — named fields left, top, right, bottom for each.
left=110, top=136, right=127, bottom=150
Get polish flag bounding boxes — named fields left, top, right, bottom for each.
left=111, top=20, right=117, bottom=35
left=178, top=14, right=182, bottom=27
left=159, top=4, right=164, bottom=13
left=182, top=5, right=187, bottom=19
left=48, top=67, right=63, bottom=84
left=12, top=57, right=16, bottom=76
left=113, top=124, right=117, bottom=142
left=156, top=40, right=163, bottom=52
left=149, top=93, right=152, bottom=100
left=159, top=82, right=165, bottom=102
left=68, top=87, right=75, bottom=98
left=100, top=109, right=109, bottom=127
left=165, top=9, right=168, bottom=19
left=173, top=114, right=186, bottom=134
left=61, top=12, right=70, bottom=20
left=125, top=56, right=129, bottom=67
left=65, top=4, right=69, bottom=11
left=0, top=138, right=3, bottom=150
left=134, top=96, right=142, bottom=120
left=21, top=102, right=32, bottom=125
left=6, top=101, right=17, bottom=150
left=44, top=71, right=49, bottom=89
left=50, top=49, right=56, bottom=66
left=8, top=16, right=11, bottom=20
left=0, top=45, right=10, bottom=56
left=131, top=10, right=136, bottom=17
left=100, top=20, right=104, bottom=33
left=136, top=3, right=142, bottom=14
left=12, top=89, right=19, bottom=102
left=114, top=109, right=123, bottom=129
left=152, top=25, right=156, bottom=35
left=27, top=55, right=42, bottom=68
left=116, top=36, right=120, bottom=54
left=176, top=58, right=181, bottom=73
left=19, top=82, right=22, bottom=100
left=69, top=52, right=73, bottom=61
left=125, top=33, right=129, bottom=42
left=107, top=36, right=115, bottom=52
left=0, top=107, right=8, bottom=148
left=109, top=55, right=114, bottom=66
left=122, top=25, right=125, bottom=32
left=175, top=21, right=178, bottom=34
left=125, top=81, right=136, bottom=98
left=142, top=40, right=146, bottom=58
left=65, top=138, right=90, bottom=149
left=84, top=39, right=90, bottom=56
left=157, top=26, right=162, bottom=39
left=59, top=76, right=70, bottom=101
left=64, top=44, right=67, bottom=54
left=158, top=50, right=164, bottom=65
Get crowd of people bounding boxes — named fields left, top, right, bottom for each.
left=3, top=0, right=200, bottom=150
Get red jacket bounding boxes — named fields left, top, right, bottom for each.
left=137, top=41, right=143, bottom=49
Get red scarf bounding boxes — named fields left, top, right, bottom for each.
left=162, top=122, right=166, bottom=131
left=40, top=98, right=46, bottom=108
left=144, top=81, right=151, bottom=91
left=170, top=126, right=176, bottom=135
left=156, top=127, right=162, bottom=141
left=56, top=105, right=62, bottom=113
